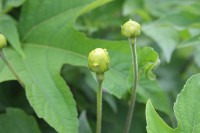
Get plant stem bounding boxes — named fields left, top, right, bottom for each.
left=96, top=73, right=104, bottom=133
left=0, top=50, right=24, bottom=87
left=123, top=38, right=138, bottom=133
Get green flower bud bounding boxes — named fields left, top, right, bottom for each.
left=0, top=34, right=7, bottom=49
left=121, top=19, right=141, bottom=38
left=88, top=48, right=110, bottom=74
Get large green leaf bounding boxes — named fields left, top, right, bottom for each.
left=0, top=0, right=170, bottom=132
left=0, top=108, right=41, bottom=133
left=146, top=73, right=200, bottom=133
left=17, top=0, right=167, bottom=101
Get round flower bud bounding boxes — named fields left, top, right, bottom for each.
left=0, top=34, right=7, bottom=49
left=121, top=19, right=141, bottom=38
left=88, top=48, right=110, bottom=74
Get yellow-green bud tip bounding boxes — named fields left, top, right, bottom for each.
left=0, top=34, right=7, bottom=49
left=88, top=48, right=110, bottom=74
left=121, top=19, right=141, bottom=38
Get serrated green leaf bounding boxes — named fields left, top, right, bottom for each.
left=146, top=73, right=200, bottom=133
left=146, top=100, right=175, bottom=133
left=1, top=46, right=81, bottom=133
left=0, top=15, right=24, bottom=57
left=174, top=74, right=200, bottom=132
left=0, top=108, right=41, bottom=133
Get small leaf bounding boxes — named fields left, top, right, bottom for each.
left=138, top=47, right=160, bottom=80
left=0, top=108, right=41, bottom=133
left=146, top=73, right=200, bottom=133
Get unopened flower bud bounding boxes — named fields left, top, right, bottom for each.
left=0, top=34, right=7, bottom=49
left=88, top=48, right=110, bottom=74
left=121, top=19, right=141, bottom=38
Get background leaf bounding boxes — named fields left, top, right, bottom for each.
left=0, top=15, right=24, bottom=57
left=143, top=24, right=179, bottom=62
left=1, top=0, right=26, bottom=13
left=194, top=45, right=200, bottom=68
left=79, top=111, right=93, bottom=133
left=0, top=108, right=41, bottom=133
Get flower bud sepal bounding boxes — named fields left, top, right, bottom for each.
left=96, top=73, right=104, bottom=84
left=128, top=38, right=136, bottom=45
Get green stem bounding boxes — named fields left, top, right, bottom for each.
left=0, top=50, right=24, bottom=87
left=96, top=73, right=104, bottom=133
left=123, top=38, right=138, bottom=133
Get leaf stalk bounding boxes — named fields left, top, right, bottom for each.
left=96, top=73, right=104, bottom=133
left=123, top=38, right=138, bottom=133
left=0, top=50, right=24, bottom=87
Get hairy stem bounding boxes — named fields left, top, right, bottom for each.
left=123, top=38, right=138, bottom=133
left=0, top=50, right=24, bottom=87
left=96, top=73, right=104, bottom=133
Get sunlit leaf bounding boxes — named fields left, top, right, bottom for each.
left=146, top=73, right=200, bottom=133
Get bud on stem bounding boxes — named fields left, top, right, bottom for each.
left=0, top=34, right=7, bottom=49
left=121, top=19, right=141, bottom=133
left=121, top=19, right=141, bottom=38
left=88, top=48, right=110, bottom=74
left=88, top=48, right=110, bottom=133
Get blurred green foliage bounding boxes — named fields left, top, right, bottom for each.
left=0, top=0, right=199, bottom=133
